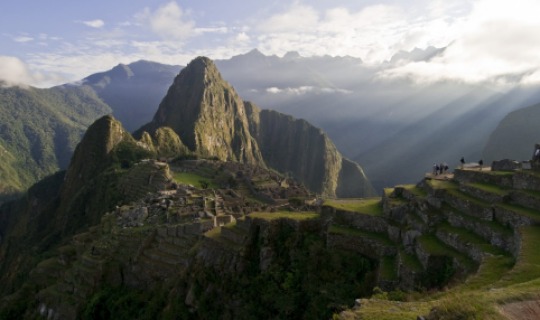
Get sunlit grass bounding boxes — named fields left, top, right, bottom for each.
left=324, top=198, right=382, bottom=215
left=172, top=171, right=216, bottom=189
left=249, top=211, right=319, bottom=221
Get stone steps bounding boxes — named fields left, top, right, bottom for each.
left=435, top=223, right=507, bottom=264
left=509, top=190, right=540, bottom=212
left=459, top=182, right=509, bottom=203
left=443, top=204, right=515, bottom=253
left=443, top=189, right=494, bottom=221
left=453, top=169, right=514, bottom=188
left=494, top=203, right=540, bottom=228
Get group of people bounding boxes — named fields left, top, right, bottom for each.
left=432, top=162, right=449, bottom=175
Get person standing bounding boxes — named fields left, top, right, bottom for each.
left=460, top=157, right=465, bottom=169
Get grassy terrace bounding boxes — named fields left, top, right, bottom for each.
left=329, top=225, right=394, bottom=246
left=172, top=171, right=217, bottom=189
left=383, top=188, right=394, bottom=197
left=437, top=223, right=507, bottom=256
left=417, top=235, right=476, bottom=270
left=248, top=211, right=319, bottom=221
left=497, top=203, right=540, bottom=223
left=497, top=226, right=540, bottom=287
left=324, top=198, right=382, bottom=215
left=427, top=179, right=458, bottom=190
left=466, top=182, right=509, bottom=196
left=397, top=184, right=428, bottom=197
left=446, top=188, right=491, bottom=208
left=442, top=203, right=513, bottom=236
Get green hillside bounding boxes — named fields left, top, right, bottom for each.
left=0, top=85, right=111, bottom=202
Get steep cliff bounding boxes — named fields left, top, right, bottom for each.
left=136, top=57, right=263, bottom=165
left=246, top=102, right=375, bottom=197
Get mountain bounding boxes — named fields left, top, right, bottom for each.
left=136, top=57, right=263, bottom=165
left=483, top=101, right=540, bottom=162
left=136, top=56, right=374, bottom=197
left=82, top=60, right=181, bottom=132
left=245, top=103, right=373, bottom=197
left=0, top=85, right=111, bottom=203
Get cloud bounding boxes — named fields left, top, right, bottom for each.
left=379, top=0, right=540, bottom=85
left=14, top=36, right=34, bottom=43
left=254, top=2, right=461, bottom=62
left=0, top=56, right=34, bottom=86
left=143, top=1, right=195, bottom=40
left=258, top=4, right=319, bottom=33
left=265, top=86, right=351, bottom=95
left=82, top=19, right=105, bottom=28
left=236, top=32, right=250, bottom=43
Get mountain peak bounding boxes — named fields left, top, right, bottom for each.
left=137, top=56, right=263, bottom=164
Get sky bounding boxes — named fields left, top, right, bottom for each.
left=1, top=0, right=540, bottom=87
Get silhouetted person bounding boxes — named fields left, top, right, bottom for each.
left=460, top=157, right=465, bottom=169
left=479, top=159, right=483, bottom=170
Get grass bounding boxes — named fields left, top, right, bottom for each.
left=427, top=179, right=458, bottom=190
left=398, top=184, right=428, bottom=197
left=497, top=226, right=540, bottom=287
left=204, top=227, right=221, bottom=239
left=329, top=225, right=394, bottom=246
left=417, top=235, right=476, bottom=270
left=172, top=172, right=217, bottom=189
left=467, top=182, right=509, bottom=196
left=399, top=249, right=423, bottom=272
left=437, top=223, right=507, bottom=256
left=335, top=299, right=433, bottom=320
left=337, top=177, right=540, bottom=320
left=496, top=203, right=540, bottom=223
left=249, top=211, right=320, bottom=221
left=442, top=203, right=513, bottom=236
left=447, top=188, right=490, bottom=208
left=324, top=198, right=382, bottom=215
left=380, top=256, right=398, bottom=281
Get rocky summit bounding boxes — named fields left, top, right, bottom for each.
left=137, top=56, right=374, bottom=198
